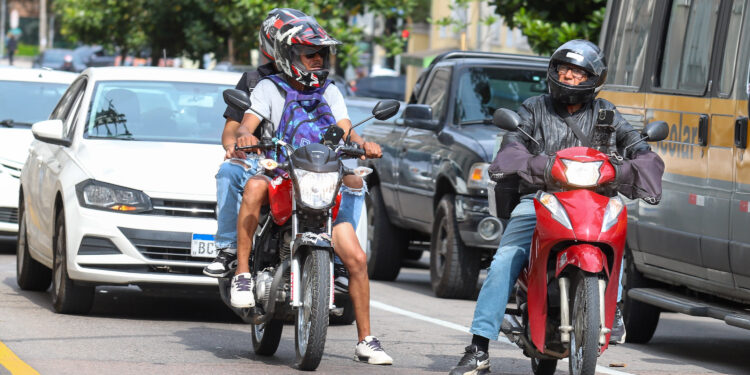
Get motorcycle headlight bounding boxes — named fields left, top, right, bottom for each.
left=601, top=196, right=625, bottom=232
left=294, top=170, right=339, bottom=209
left=537, top=192, right=572, bottom=229
left=467, top=162, right=490, bottom=190
left=75, top=179, right=151, bottom=213
left=561, top=159, right=602, bottom=187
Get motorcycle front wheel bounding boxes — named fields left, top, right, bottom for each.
left=568, top=271, right=601, bottom=375
left=295, top=249, right=331, bottom=370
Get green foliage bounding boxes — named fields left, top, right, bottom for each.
left=16, top=43, right=39, bottom=57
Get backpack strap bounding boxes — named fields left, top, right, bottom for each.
left=245, top=70, right=262, bottom=92
left=562, top=114, right=592, bottom=147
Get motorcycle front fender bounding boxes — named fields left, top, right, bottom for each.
left=554, top=244, right=609, bottom=278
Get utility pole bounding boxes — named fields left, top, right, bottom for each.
left=1, top=0, right=6, bottom=59
left=39, top=0, right=47, bottom=51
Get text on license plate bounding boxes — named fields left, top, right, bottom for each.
left=191, top=234, right=217, bottom=258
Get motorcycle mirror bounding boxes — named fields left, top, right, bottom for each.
left=643, top=120, right=669, bottom=142
left=372, top=100, right=401, bottom=121
left=322, top=125, right=345, bottom=146
left=492, top=108, right=521, bottom=131
left=223, top=89, right=250, bottom=112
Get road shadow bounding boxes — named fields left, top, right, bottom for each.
left=623, top=335, right=750, bottom=374
left=381, top=267, right=486, bottom=301
left=0, top=239, right=16, bottom=254
left=173, top=326, right=298, bottom=367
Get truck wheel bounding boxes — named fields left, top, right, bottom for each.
left=430, top=194, right=481, bottom=299
left=365, top=185, right=405, bottom=281
left=622, top=248, right=660, bottom=343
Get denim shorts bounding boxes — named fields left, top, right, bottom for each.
left=333, top=181, right=367, bottom=228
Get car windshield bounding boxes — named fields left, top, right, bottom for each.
left=454, top=67, right=547, bottom=124
left=84, top=81, right=230, bottom=143
left=0, top=81, right=69, bottom=126
left=44, top=50, right=72, bottom=63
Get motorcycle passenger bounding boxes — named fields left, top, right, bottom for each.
left=203, top=8, right=350, bottom=292
left=232, top=12, right=393, bottom=365
left=449, top=39, right=665, bottom=375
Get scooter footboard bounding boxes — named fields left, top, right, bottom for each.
left=554, top=244, right=609, bottom=278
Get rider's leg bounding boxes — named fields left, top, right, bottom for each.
left=230, top=176, right=268, bottom=308
left=332, top=175, right=367, bottom=291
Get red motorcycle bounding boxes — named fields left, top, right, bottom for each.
left=490, top=109, right=668, bottom=375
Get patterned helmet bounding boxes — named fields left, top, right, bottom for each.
left=258, top=8, right=309, bottom=63
left=272, top=14, right=342, bottom=88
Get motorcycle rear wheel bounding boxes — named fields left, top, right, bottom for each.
left=531, top=357, right=558, bottom=375
left=568, top=271, right=600, bottom=375
left=295, top=249, right=330, bottom=370
left=252, top=319, right=284, bottom=356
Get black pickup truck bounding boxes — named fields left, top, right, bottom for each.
left=360, top=51, right=549, bottom=298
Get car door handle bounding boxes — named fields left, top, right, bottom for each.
left=735, top=116, right=748, bottom=149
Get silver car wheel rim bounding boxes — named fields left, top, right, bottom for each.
left=16, top=218, right=25, bottom=275
left=53, top=225, right=63, bottom=297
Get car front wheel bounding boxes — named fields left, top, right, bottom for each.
left=16, top=198, right=52, bottom=291
left=52, top=211, right=95, bottom=314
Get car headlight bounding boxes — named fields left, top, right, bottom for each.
left=294, top=170, right=339, bottom=209
left=561, top=159, right=602, bottom=187
left=601, top=196, right=625, bottom=232
left=75, top=179, right=151, bottom=213
left=467, top=162, right=490, bottom=190
left=537, top=192, right=572, bottom=229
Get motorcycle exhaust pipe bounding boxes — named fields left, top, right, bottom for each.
left=598, top=279, right=610, bottom=345
left=558, top=277, right=572, bottom=343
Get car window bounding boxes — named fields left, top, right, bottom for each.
left=720, top=0, right=748, bottom=97
left=63, top=82, right=87, bottom=138
left=658, top=0, right=720, bottom=93
left=454, top=67, right=546, bottom=123
left=423, top=68, right=451, bottom=121
left=605, top=0, right=656, bottom=87
left=0, top=81, right=69, bottom=125
left=51, top=78, right=86, bottom=121
left=84, top=80, right=231, bottom=143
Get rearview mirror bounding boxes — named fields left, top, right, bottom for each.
left=223, top=89, right=250, bottom=113
left=492, top=108, right=521, bottom=131
left=643, top=120, right=669, bottom=142
left=31, top=119, right=70, bottom=146
left=403, top=104, right=439, bottom=131
left=373, top=100, right=400, bottom=121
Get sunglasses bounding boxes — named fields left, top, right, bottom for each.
left=557, top=65, right=588, bottom=80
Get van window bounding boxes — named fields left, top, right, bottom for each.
left=734, top=2, right=750, bottom=100
left=659, top=0, right=720, bottom=93
left=605, top=0, right=656, bottom=87
left=718, top=0, right=746, bottom=96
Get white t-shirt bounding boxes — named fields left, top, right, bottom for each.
left=245, top=78, right=349, bottom=132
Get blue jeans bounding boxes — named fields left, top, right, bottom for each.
left=214, top=157, right=262, bottom=250
left=333, top=182, right=367, bottom=229
left=470, top=198, right=624, bottom=340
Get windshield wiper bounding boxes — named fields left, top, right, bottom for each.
left=458, top=118, right=493, bottom=126
left=86, top=134, right=136, bottom=140
left=0, top=119, right=33, bottom=128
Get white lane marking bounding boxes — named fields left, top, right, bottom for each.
left=371, top=300, right=634, bottom=375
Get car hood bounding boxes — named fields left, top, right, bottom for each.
left=0, top=128, right=35, bottom=164
left=76, top=141, right=224, bottom=199
left=453, top=125, right=500, bottom=161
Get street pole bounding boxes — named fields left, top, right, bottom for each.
left=39, top=0, right=47, bottom=52
left=1, top=0, right=6, bottom=60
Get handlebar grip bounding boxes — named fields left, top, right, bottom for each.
left=235, top=144, right=262, bottom=151
left=342, top=146, right=365, bottom=158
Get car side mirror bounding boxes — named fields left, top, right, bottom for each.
left=643, top=120, right=669, bottom=142
left=372, top=100, right=400, bottom=121
left=492, top=108, right=521, bottom=131
left=403, top=104, right=439, bottom=131
left=223, top=89, right=250, bottom=113
left=31, top=119, right=71, bottom=146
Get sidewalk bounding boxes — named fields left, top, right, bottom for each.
left=0, top=56, right=33, bottom=68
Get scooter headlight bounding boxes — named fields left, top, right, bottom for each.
left=537, top=192, right=572, bottom=229
left=561, top=159, right=602, bottom=187
left=601, top=196, right=625, bottom=232
left=294, top=170, right=339, bottom=209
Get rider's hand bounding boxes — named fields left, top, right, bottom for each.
left=237, top=135, right=261, bottom=154
left=362, top=141, right=382, bottom=160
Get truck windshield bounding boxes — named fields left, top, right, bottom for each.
left=454, top=67, right=546, bottom=124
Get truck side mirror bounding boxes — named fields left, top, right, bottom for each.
left=492, top=108, right=521, bottom=131
left=643, top=120, right=669, bottom=142
left=223, top=89, right=250, bottom=112
left=403, top=104, right=439, bottom=131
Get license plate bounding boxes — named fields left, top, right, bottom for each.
left=190, top=233, right=217, bottom=258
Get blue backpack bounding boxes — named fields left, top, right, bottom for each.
left=265, top=74, right=337, bottom=163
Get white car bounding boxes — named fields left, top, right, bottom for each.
left=0, top=68, right=76, bottom=241
left=17, top=67, right=243, bottom=314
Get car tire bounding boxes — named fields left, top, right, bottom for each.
left=16, top=198, right=52, bottom=291
left=621, top=248, right=660, bottom=343
left=365, top=185, right=406, bottom=281
left=430, top=194, right=481, bottom=299
left=52, top=211, right=95, bottom=314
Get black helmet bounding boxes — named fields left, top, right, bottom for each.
left=272, top=15, right=341, bottom=89
left=547, top=39, right=607, bottom=105
left=259, top=8, right=309, bottom=64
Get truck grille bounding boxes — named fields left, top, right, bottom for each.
left=0, top=208, right=18, bottom=224
left=118, top=227, right=209, bottom=265
left=148, top=198, right=215, bottom=219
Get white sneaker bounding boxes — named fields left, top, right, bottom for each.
left=354, top=336, right=393, bottom=365
left=230, top=273, right=255, bottom=308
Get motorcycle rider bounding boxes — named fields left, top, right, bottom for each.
left=232, top=11, right=393, bottom=365
left=449, top=39, right=665, bottom=375
left=203, top=8, right=351, bottom=292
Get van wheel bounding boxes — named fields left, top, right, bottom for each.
left=52, top=211, right=95, bottom=314
left=16, top=199, right=51, bottom=291
left=365, top=185, right=405, bottom=280
left=621, top=249, right=660, bottom=343
left=430, top=194, right=480, bottom=299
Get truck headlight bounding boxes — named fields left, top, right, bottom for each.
left=561, top=159, right=602, bottom=187
left=294, top=170, right=339, bottom=209
left=537, top=191, right=572, bottom=229
left=601, top=196, right=625, bottom=232
left=75, top=179, right=151, bottom=213
left=467, top=162, right=490, bottom=190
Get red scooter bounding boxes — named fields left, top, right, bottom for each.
left=490, top=109, right=668, bottom=375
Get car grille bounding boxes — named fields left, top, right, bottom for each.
left=0, top=208, right=18, bottom=224
left=0, top=161, right=21, bottom=179
left=148, top=198, right=215, bottom=219
left=118, top=227, right=210, bottom=268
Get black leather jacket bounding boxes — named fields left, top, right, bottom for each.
left=489, top=94, right=665, bottom=204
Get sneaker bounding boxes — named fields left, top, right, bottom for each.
left=230, top=273, right=255, bottom=308
left=609, top=305, right=626, bottom=344
left=354, top=336, right=393, bottom=365
left=449, top=345, right=490, bottom=375
left=202, top=249, right=237, bottom=278
left=334, top=262, right=349, bottom=293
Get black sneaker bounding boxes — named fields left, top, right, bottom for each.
left=449, top=345, right=490, bottom=375
left=609, top=305, right=626, bottom=344
left=202, top=249, right=237, bottom=278
left=334, top=262, right=349, bottom=293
